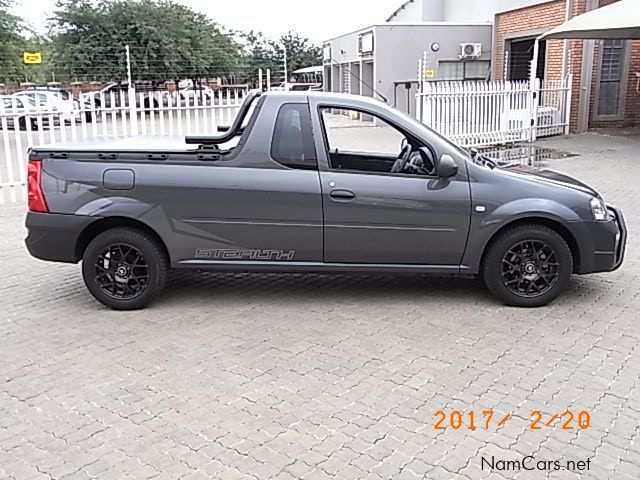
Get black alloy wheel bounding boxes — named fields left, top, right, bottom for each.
left=95, top=243, right=150, bottom=300
left=482, top=224, right=572, bottom=307
left=500, top=240, right=559, bottom=298
left=82, top=228, right=167, bottom=310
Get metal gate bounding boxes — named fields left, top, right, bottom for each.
left=416, top=64, right=572, bottom=148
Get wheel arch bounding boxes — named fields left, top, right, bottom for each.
left=479, top=217, right=581, bottom=274
left=75, top=216, right=170, bottom=264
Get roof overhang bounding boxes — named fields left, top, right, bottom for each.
left=540, top=0, right=640, bottom=40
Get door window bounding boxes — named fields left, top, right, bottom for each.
left=320, top=107, right=435, bottom=176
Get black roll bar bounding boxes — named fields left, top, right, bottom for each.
left=185, top=90, right=261, bottom=145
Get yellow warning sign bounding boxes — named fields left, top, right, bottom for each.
left=23, top=52, right=42, bottom=64
left=424, top=69, right=435, bottom=78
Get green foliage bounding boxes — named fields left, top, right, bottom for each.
left=240, top=30, right=321, bottom=83
left=49, top=0, right=245, bottom=82
left=0, top=0, right=27, bottom=82
left=279, top=31, right=322, bottom=74
left=0, top=0, right=323, bottom=85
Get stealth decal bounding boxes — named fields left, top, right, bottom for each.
left=195, top=248, right=295, bottom=261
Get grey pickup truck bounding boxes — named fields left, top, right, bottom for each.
left=25, top=91, right=626, bottom=310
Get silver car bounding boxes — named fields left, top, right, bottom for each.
left=0, top=96, right=52, bottom=130
left=13, top=91, right=81, bottom=124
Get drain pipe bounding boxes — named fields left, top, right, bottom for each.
left=561, top=0, right=573, bottom=78
left=576, top=0, right=599, bottom=133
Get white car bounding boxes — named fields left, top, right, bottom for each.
left=176, top=85, right=216, bottom=104
left=14, top=91, right=81, bottom=124
left=0, top=96, right=53, bottom=130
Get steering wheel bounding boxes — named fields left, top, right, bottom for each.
left=404, top=153, right=429, bottom=175
left=391, top=143, right=412, bottom=173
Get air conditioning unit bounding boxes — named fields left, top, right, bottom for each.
left=460, top=43, right=482, bottom=59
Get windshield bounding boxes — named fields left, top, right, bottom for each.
left=19, top=96, right=35, bottom=106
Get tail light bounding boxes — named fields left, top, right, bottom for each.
left=27, top=160, right=49, bottom=213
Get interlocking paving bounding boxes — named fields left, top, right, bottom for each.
left=0, top=132, right=639, bottom=479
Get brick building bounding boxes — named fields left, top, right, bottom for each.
left=494, top=0, right=640, bottom=131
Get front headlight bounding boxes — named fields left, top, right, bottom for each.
left=590, top=196, right=609, bottom=221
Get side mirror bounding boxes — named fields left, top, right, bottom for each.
left=437, top=154, right=458, bottom=178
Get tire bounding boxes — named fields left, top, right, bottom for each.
left=482, top=224, right=572, bottom=307
left=82, top=228, right=168, bottom=310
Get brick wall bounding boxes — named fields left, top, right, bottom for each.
left=495, top=0, right=586, bottom=131
left=494, top=0, right=578, bottom=81
left=495, top=0, right=640, bottom=131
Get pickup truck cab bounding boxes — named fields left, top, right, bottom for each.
left=25, top=91, right=626, bottom=309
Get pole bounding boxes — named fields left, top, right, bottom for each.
left=561, top=0, right=573, bottom=78
left=266, top=68, right=271, bottom=91
left=125, top=45, right=138, bottom=136
left=529, top=38, right=540, bottom=142
left=125, top=45, right=132, bottom=87
left=283, top=44, right=288, bottom=91
left=258, top=68, right=263, bottom=91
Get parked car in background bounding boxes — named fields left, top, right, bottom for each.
left=13, top=90, right=81, bottom=124
left=80, top=82, right=127, bottom=109
left=175, top=85, right=216, bottom=104
left=0, top=95, right=53, bottom=130
left=25, top=85, right=73, bottom=101
left=81, top=82, right=168, bottom=110
left=25, top=86, right=94, bottom=123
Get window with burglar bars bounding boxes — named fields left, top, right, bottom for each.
left=597, top=39, right=627, bottom=117
left=438, top=61, right=491, bottom=81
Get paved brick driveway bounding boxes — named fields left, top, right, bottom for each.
left=1, top=133, right=638, bottom=480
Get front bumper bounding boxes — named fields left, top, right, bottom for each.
left=25, top=212, right=96, bottom=263
left=577, top=204, right=626, bottom=274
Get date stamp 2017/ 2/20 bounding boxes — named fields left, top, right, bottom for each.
left=434, top=410, right=591, bottom=431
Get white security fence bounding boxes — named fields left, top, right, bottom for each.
left=416, top=75, right=572, bottom=148
left=0, top=87, right=246, bottom=204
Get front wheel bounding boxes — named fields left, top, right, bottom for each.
left=82, top=228, right=168, bottom=310
left=482, top=224, right=573, bottom=307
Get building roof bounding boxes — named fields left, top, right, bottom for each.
left=386, top=0, right=416, bottom=22
left=540, top=0, right=640, bottom=40
left=323, top=21, right=491, bottom=43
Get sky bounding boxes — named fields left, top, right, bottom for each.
left=13, top=0, right=397, bottom=43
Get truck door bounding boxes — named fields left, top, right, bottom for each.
left=161, top=99, right=323, bottom=266
left=315, top=105, right=471, bottom=268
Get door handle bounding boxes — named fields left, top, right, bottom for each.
left=330, top=189, right=356, bottom=200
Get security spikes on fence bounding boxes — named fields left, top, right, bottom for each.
left=415, top=54, right=572, bottom=149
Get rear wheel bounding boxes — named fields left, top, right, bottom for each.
left=82, top=228, right=167, bottom=310
left=482, top=224, right=572, bottom=307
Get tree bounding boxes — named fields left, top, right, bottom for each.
left=0, top=0, right=26, bottom=82
left=48, top=0, right=245, bottom=83
left=278, top=31, right=321, bottom=75
left=240, top=30, right=321, bottom=85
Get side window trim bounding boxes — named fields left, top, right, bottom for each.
left=270, top=102, right=318, bottom=171
left=317, top=104, right=437, bottom=178
left=317, top=104, right=415, bottom=154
